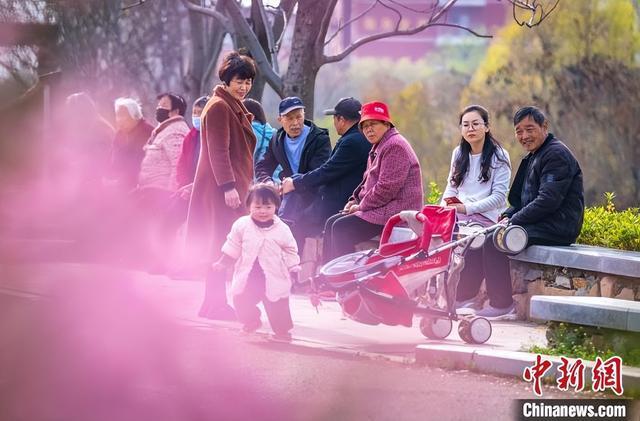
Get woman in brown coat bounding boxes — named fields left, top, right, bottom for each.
left=185, top=51, right=257, bottom=320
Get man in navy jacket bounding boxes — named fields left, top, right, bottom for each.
left=282, top=97, right=371, bottom=237
left=255, top=97, right=331, bottom=184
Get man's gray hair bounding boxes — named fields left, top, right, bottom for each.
left=114, top=97, right=143, bottom=120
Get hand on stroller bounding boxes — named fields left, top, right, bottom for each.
left=309, top=293, right=322, bottom=313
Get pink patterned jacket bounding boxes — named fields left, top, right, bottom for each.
left=353, top=128, right=423, bottom=225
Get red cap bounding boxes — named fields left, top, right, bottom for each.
left=359, top=101, right=393, bottom=128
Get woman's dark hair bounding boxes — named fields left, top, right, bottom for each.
left=450, top=105, right=510, bottom=188
left=513, top=106, right=546, bottom=126
left=218, top=50, right=257, bottom=85
left=193, top=95, right=209, bottom=109
left=157, top=92, right=187, bottom=116
left=243, top=98, right=266, bottom=124
left=246, top=183, right=281, bottom=209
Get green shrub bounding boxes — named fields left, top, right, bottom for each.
left=578, top=193, right=640, bottom=251
left=529, top=322, right=640, bottom=368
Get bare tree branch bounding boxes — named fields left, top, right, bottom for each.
left=314, top=0, right=338, bottom=50
left=221, top=0, right=284, bottom=95
left=501, top=0, right=561, bottom=28
left=429, top=23, right=492, bottom=38
left=252, top=0, right=279, bottom=73
left=201, top=2, right=227, bottom=89
left=386, top=0, right=440, bottom=14
left=270, top=0, right=296, bottom=53
left=324, top=0, right=377, bottom=46
left=180, top=0, right=233, bottom=32
left=378, top=0, right=403, bottom=25
left=121, top=0, right=147, bottom=12
left=428, top=0, right=458, bottom=24
left=0, top=57, right=32, bottom=90
left=323, top=0, right=460, bottom=65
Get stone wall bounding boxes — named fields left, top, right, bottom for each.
left=510, top=260, right=640, bottom=320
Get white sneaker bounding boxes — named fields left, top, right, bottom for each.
left=456, top=307, right=476, bottom=316
left=475, top=303, right=517, bottom=320
left=455, top=298, right=477, bottom=310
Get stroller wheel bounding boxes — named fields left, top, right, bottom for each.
left=458, top=317, right=492, bottom=344
left=419, top=317, right=453, bottom=340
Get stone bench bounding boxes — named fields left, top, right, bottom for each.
left=530, top=296, right=640, bottom=332
left=511, top=244, right=640, bottom=278
left=509, top=244, right=640, bottom=320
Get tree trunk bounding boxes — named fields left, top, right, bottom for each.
left=282, top=0, right=327, bottom=116
left=185, top=1, right=226, bottom=106
left=185, top=8, right=206, bottom=102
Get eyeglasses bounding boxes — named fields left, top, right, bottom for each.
left=460, top=121, right=485, bottom=131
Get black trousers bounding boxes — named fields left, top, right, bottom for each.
left=455, top=231, right=513, bottom=309
left=233, top=262, right=293, bottom=335
left=456, top=232, right=572, bottom=309
left=322, top=213, right=384, bottom=263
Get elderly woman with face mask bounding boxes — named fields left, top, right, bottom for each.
left=322, top=101, right=424, bottom=262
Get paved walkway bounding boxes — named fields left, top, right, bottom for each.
left=0, top=262, right=546, bottom=357
left=2, top=262, right=638, bottom=397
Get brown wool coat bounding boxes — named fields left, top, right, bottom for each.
left=185, top=85, right=256, bottom=262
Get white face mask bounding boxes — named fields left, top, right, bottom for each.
left=192, top=116, right=201, bottom=131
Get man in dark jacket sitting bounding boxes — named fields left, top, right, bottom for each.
left=503, top=106, right=584, bottom=246
left=281, top=97, right=371, bottom=237
left=462, top=106, right=584, bottom=320
left=255, top=97, right=331, bottom=247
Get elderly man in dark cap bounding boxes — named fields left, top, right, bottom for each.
left=255, top=97, right=331, bottom=249
left=281, top=97, right=371, bottom=238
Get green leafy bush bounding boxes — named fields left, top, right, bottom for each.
left=529, top=322, right=640, bottom=368
left=578, top=193, right=640, bottom=252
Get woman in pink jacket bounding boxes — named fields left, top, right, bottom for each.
left=322, top=101, right=423, bottom=262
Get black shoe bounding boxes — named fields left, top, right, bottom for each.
left=241, top=320, right=262, bottom=334
left=198, top=304, right=237, bottom=321
left=269, top=332, right=292, bottom=343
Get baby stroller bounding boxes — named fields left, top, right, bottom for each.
left=312, top=205, right=527, bottom=344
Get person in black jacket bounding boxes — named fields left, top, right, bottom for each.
left=255, top=97, right=331, bottom=182
left=504, top=106, right=584, bottom=245
left=255, top=97, right=331, bottom=248
left=281, top=97, right=371, bottom=237
left=464, top=106, right=584, bottom=320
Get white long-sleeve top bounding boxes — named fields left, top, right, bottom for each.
left=222, top=215, right=300, bottom=302
left=138, top=116, right=189, bottom=192
left=440, top=146, right=511, bottom=223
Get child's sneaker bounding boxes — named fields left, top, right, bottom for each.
left=241, top=320, right=262, bottom=334
left=269, top=332, right=292, bottom=343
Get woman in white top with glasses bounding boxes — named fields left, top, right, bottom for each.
left=441, top=104, right=515, bottom=320
left=442, top=104, right=511, bottom=226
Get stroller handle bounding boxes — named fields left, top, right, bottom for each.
left=404, top=222, right=507, bottom=263
left=380, top=212, right=426, bottom=245
left=380, top=208, right=455, bottom=252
